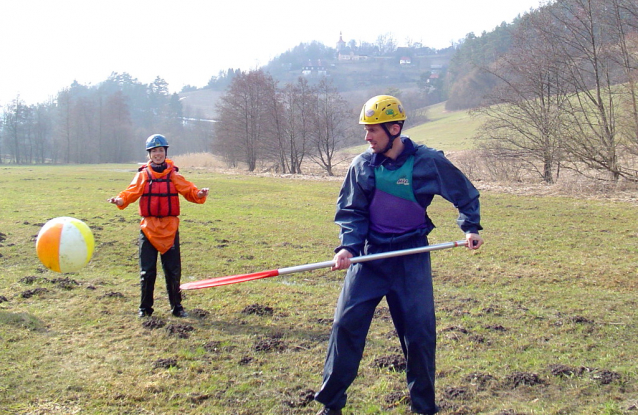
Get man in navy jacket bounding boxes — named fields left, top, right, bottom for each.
left=315, top=95, right=484, bottom=415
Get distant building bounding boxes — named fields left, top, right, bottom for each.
left=336, top=32, right=370, bottom=62
left=302, top=59, right=327, bottom=77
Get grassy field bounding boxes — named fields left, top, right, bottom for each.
left=1, top=164, right=637, bottom=415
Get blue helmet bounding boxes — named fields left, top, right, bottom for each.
left=145, top=134, right=169, bottom=151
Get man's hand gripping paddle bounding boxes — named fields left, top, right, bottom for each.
left=180, top=240, right=468, bottom=290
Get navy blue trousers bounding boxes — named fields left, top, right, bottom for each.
left=138, top=230, right=182, bottom=315
left=315, top=236, right=438, bottom=414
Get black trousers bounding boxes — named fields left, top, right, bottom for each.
left=138, top=230, right=182, bottom=315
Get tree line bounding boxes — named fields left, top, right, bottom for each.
left=467, top=0, right=638, bottom=184
left=0, top=73, right=212, bottom=164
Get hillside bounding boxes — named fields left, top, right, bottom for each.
left=178, top=51, right=454, bottom=121
left=408, top=102, right=484, bottom=151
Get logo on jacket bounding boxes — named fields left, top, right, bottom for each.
left=397, top=178, right=409, bottom=186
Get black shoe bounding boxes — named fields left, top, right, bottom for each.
left=138, top=310, right=152, bottom=318
left=172, top=309, right=188, bottom=318
left=316, top=408, right=342, bottom=415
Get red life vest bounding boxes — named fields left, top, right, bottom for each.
left=138, top=166, right=180, bottom=217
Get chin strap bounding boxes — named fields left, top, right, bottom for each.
left=380, top=123, right=402, bottom=154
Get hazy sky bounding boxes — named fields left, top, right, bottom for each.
left=1, top=0, right=544, bottom=107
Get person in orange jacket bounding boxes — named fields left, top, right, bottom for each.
left=108, top=134, right=209, bottom=318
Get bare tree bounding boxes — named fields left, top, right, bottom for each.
left=473, top=7, right=570, bottom=183
left=375, top=33, right=397, bottom=55
left=545, top=0, right=635, bottom=181
left=605, top=0, right=638, bottom=157
left=310, top=79, right=351, bottom=176
left=214, top=70, right=275, bottom=171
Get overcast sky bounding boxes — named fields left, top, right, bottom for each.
left=1, top=0, right=544, bottom=107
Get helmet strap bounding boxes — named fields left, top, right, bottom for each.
left=381, top=123, right=402, bottom=154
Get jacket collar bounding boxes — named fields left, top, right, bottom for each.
left=370, top=136, right=417, bottom=167
left=145, top=159, right=175, bottom=177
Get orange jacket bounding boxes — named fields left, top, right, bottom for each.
left=117, top=159, right=206, bottom=254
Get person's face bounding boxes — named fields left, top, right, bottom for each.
left=364, top=123, right=400, bottom=154
left=148, top=146, right=166, bottom=164
left=364, top=124, right=390, bottom=153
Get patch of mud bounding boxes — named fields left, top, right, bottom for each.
left=97, top=292, right=124, bottom=299
left=441, top=325, right=470, bottom=334
left=503, top=372, right=546, bottom=388
left=50, top=277, right=79, bottom=290
left=20, top=276, right=47, bottom=285
left=468, top=334, right=487, bottom=344
left=464, top=372, right=497, bottom=391
left=372, top=354, right=406, bottom=371
left=591, top=369, right=622, bottom=384
left=141, top=317, right=166, bottom=330
left=153, top=358, right=177, bottom=369
left=242, top=304, right=274, bottom=316
left=283, top=389, right=315, bottom=408
left=189, top=308, right=210, bottom=319
left=203, top=340, right=233, bottom=353
left=485, top=324, right=507, bottom=332
left=315, top=318, right=333, bottom=325
left=166, top=323, right=194, bottom=339
left=21, top=288, right=48, bottom=298
left=19, top=276, right=80, bottom=290
left=497, top=411, right=528, bottom=415
left=481, top=305, right=502, bottom=315
left=548, top=364, right=590, bottom=377
left=569, top=315, right=594, bottom=324
left=238, top=356, right=254, bottom=365
left=548, top=364, right=620, bottom=384
left=187, top=393, right=211, bottom=404
left=554, top=312, right=595, bottom=326
left=254, top=335, right=287, bottom=352
left=443, top=386, right=470, bottom=400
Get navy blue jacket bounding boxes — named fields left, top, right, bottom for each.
left=335, top=136, right=482, bottom=255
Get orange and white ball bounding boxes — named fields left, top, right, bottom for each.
left=36, top=217, right=95, bottom=273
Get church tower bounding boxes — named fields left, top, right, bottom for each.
left=336, top=32, right=346, bottom=51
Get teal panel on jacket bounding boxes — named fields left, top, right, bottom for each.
left=374, top=155, right=417, bottom=203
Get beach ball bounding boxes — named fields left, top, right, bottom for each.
left=36, top=217, right=95, bottom=273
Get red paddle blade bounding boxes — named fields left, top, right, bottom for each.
left=180, top=269, right=280, bottom=290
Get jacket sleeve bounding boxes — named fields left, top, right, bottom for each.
left=334, top=158, right=372, bottom=256
left=172, top=173, right=207, bottom=204
left=116, top=172, right=146, bottom=210
left=429, top=152, right=482, bottom=234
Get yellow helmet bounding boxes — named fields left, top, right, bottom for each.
left=359, top=95, right=407, bottom=125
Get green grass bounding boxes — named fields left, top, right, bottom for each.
left=1, top=164, right=637, bottom=414
left=406, top=102, right=485, bottom=152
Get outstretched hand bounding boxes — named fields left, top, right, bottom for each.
left=198, top=188, right=209, bottom=198
left=107, top=197, right=123, bottom=206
